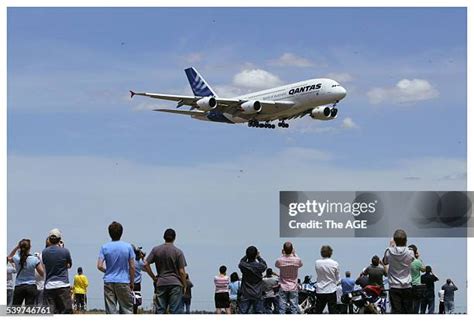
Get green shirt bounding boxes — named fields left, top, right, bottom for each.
left=411, top=259, right=424, bottom=285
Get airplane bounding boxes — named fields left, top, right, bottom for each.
left=130, top=67, right=347, bottom=129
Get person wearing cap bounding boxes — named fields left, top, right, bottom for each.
left=73, top=267, right=89, bottom=312
left=97, top=221, right=135, bottom=314
left=41, top=228, right=73, bottom=314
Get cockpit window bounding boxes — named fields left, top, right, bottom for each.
left=331, top=84, right=341, bottom=88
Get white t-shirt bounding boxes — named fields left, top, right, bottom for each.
left=438, top=289, right=445, bottom=302
left=315, top=258, right=340, bottom=294
left=7, top=263, right=16, bottom=290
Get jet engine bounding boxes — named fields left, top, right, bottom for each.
left=240, top=101, right=262, bottom=114
left=196, top=97, right=217, bottom=111
left=310, top=106, right=332, bottom=120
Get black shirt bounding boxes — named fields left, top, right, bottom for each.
left=238, top=256, right=267, bottom=299
left=421, top=273, right=439, bottom=297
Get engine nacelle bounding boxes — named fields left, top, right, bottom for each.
left=240, top=101, right=262, bottom=114
left=196, top=97, right=217, bottom=111
left=310, top=106, right=332, bottom=120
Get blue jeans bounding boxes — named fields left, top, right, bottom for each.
left=154, top=285, right=183, bottom=314
left=444, top=299, right=455, bottom=314
left=279, top=290, right=299, bottom=314
left=263, top=296, right=279, bottom=314
left=7, top=289, right=14, bottom=307
left=239, top=297, right=264, bottom=314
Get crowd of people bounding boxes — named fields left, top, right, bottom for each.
left=6, top=224, right=460, bottom=315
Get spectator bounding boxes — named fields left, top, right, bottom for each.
left=132, top=246, right=145, bottom=314
left=438, top=289, right=445, bottom=314
left=382, top=229, right=415, bottom=314
left=355, top=272, right=369, bottom=289
left=6, top=260, right=16, bottom=307
left=33, top=252, right=45, bottom=307
left=340, top=271, right=355, bottom=314
left=262, top=268, right=279, bottom=314
left=420, top=265, right=438, bottom=314
left=144, top=228, right=187, bottom=314
left=301, top=275, right=312, bottom=291
left=97, top=221, right=135, bottom=314
left=275, top=241, right=303, bottom=314
left=214, top=265, right=231, bottom=314
left=363, top=255, right=386, bottom=287
left=409, top=244, right=426, bottom=313
left=73, top=267, right=89, bottom=313
left=229, top=272, right=241, bottom=314
left=441, top=279, right=458, bottom=314
left=182, top=274, right=194, bottom=314
left=8, top=239, right=44, bottom=309
left=238, top=246, right=267, bottom=314
left=315, top=245, right=340, bottom=314
left=42, top=229, right=73, bottom=314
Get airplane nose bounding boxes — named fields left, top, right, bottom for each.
left=338, top=86, right=347, bottom=99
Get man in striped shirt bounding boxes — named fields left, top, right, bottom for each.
left=275, top=242, right=303, bottom=314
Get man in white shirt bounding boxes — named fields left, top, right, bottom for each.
left=315, top=245, right=340, bottom=314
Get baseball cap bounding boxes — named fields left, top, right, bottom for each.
left=48, top=228, right=62, bottom=239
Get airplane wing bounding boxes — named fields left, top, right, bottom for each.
left=130, top=91, right=294, bottom=114
left=153, top=109, right=206, bottom=116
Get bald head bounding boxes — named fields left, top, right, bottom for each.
left=283, top=242, right=293, bottom=255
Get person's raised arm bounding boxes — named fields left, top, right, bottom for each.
left=7, top=243, right=20, bottom=263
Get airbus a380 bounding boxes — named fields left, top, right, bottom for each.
left=130, top=67, right=347, bottom=129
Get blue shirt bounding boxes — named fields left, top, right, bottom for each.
left=341, top=277, right=356, bottom=294
left=42, top=245, right=72, bottom=288
left=13, top=253, right=40, bottom=286
left=229, top=280, right=241, bottom=301
left=134, top=259, right=145, bottom=284
left=99, top=241, right=134, bottom=284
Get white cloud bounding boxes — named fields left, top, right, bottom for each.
left=269, top=52, right=314, bottom=67
left=341, top=117, right=358, bottom=129
left=325, top=72, right=354, bottom=83
left=233, top=69, right=283, bottom=90
left=213, top=85, right=243, bottom=98
left=284, top=115, right=359, bottom=134
left=367, top=78, right=439, bottom=105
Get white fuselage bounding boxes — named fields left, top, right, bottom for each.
left=192, top=78, right=347, bottom=123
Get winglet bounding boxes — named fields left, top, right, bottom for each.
left=130, top=90, right=135, bottom=98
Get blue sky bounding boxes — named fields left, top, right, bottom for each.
left=7, top=7, right=467, bottom=311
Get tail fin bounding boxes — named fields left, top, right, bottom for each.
left=184, top=67, right=217, bottom=97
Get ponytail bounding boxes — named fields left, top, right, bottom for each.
left=18, top=239, right=31, bottom=270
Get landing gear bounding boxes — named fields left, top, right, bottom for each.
left=277, top=121, right=289, bottom=128
left=247, top=120, right=276, bottom=129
